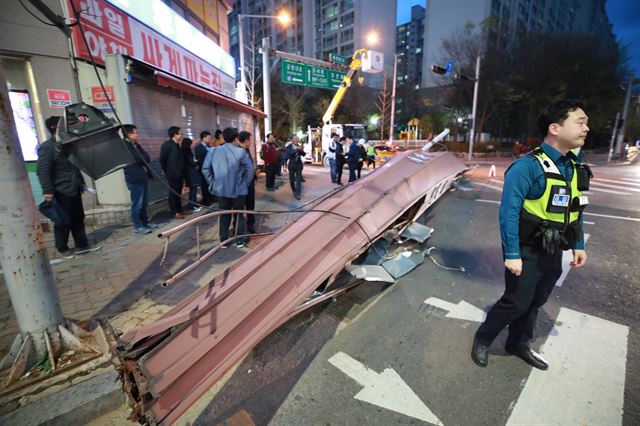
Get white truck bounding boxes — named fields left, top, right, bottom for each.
left=302, top=123, right=367, bottom=167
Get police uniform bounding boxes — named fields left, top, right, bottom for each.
left=475, top=143, right=590, bottom=352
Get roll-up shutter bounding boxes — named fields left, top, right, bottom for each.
left=127, top=74, right=260, bottom=203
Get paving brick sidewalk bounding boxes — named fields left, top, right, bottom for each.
left=0, top=166, right=345, bottom=355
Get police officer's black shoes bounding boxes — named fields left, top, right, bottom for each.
left=471, top=336, right=489, bottom=367
left=505, top=345, right=549, bottom=370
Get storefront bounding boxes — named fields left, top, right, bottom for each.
left=64, top=0, right=264, bottom=205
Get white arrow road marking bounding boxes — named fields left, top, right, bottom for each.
left=424, top=297, right=486, bottom=322
left=507, top=308, right=628, bottom=426
left=328, top=352, right=443, bottom=425
left=556, top=233, right=590, bottom=287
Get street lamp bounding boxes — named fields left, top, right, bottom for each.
left=237, top=11, right=291, bottom=105
left=366, top=31, right=379, bottom=46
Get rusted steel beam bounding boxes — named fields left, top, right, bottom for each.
left=118, top=151, right=466, bottom=424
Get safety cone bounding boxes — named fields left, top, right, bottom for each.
left=488, top=164, right=497, bottom=178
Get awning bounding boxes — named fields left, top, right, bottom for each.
left=155, top=71, right=266, bottom=118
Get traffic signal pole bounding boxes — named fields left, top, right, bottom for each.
left=467, top=56, right=480, bottom=162
left=615, top=74, right=634, bottom=159
left=0, top=65, right=64, bottom=358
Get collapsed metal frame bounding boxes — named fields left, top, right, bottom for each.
left=117, top=151, right=467, bottom=424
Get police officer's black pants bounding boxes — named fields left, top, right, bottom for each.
left=475, top=245, right=563, bottom=349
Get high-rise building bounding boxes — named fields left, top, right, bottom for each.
left=228, top=0, right=396, bottom=87
left=396, top=5, right=425, bottom=89
left=421, top=0, right=614, bottom=87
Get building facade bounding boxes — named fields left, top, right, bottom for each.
left=421, top=0, right=614, bottom=87
left=228, top=0, right=396, bottom=87
left=396, top=5, right=425, bottom=89
left=1, top=0, right=263, bottom=207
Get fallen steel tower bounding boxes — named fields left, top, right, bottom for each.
left=117, top=149, right=466, bottom=424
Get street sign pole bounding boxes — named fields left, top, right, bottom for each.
left=467, top=56, right=480, bottom=162
left=262, top=37, right=272, bottom=135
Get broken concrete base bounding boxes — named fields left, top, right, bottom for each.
left=0, top=368, right=124, bottom=426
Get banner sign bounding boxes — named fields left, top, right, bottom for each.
left=68, top=0, right=236, bottom=98
left=46, top=89, right=72, bottom=109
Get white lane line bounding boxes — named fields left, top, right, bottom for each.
left=328, top=352, right=443, bottom=425
left=583, top=187, right=632, bottom=195
left=593, top=177, right=640, bottom=187
left=475, top=200, right=640, bottom=222
left=620, top=177, right=640, bottom=183
left=474, top=182, right=503, bottom=192
left=556, top=234, right=590, bottom=287
left=584, top=220, right=595, bottom=225
left=475, top=199, right=501, bottom=205
left=584, top=211, right=640, bottom=222
left=590, top=181, right=640, bottom=192
left=506, top=308, right=628, bottom=426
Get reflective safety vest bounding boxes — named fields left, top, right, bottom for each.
left=519, top=148, right=585, bottom=248
left=367, top=145, right=376, bottom=156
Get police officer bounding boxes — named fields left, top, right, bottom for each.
left=472, top=100, right=590, bottom=370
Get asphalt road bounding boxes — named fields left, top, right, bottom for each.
left=188, top=159, right=640, bottom=426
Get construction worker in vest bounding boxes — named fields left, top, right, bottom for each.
left=472, top=100, right=591, bottom=370
left=366, top=141, right=376, bottom=169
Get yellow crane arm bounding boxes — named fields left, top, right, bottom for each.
left=322, top=49, right=367, bottom=125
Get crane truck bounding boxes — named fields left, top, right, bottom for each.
left=302, top=49, right=382, bottom=167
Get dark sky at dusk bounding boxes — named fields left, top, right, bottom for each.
left=396, top=0, right=640, bottom=77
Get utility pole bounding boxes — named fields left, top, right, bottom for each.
left=0, top=66, right=64, bottom=357
left=608, top=112, right=621, bottom=163
left=467, top=56, right=481, bottom=162
left=615, top=74, right=634, bottom=159
left=262, top=37, right=272, bottom=135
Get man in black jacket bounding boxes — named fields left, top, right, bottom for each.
left=159, top=126, right=188, bottom=219
left=37, top=116, right=100, bottom=258
left=195, top=130, right=214, bottom=205
left=284, top=135, right=305, bottom=199
left=123, top=124, right=158, bottom=234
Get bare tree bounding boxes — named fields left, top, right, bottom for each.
left=376, top=71, right=392, bottom=139
left=243, top=21, right=262, bottom=107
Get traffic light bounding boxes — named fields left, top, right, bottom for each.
left=431, top=65, right=447, bottom=75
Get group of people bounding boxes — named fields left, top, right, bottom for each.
left=262, top=133, right=306, bottom=200
left=123, top=125, right=255, bottom=247
left=326, top=134, right=370, bottom=185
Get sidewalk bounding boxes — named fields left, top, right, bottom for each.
left=0, top=165, right=346, bottom=356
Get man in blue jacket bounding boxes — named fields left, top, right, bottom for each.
left=123, top=124, right=158, bottom=234
left=202, top=127, right=254, bottom=247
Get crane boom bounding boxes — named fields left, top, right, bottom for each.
left=322, top=49, right=368, bottom=125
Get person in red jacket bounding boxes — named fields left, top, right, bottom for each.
left=262, top=133, right=279, bottom=191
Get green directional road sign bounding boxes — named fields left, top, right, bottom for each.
left=328, top=70, right=346, bottom=89
left=281, top=59, right=346, bottom=90
left=329, top=53, right=349, bottom=66
left=281, top=59, right=306, bottom=86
